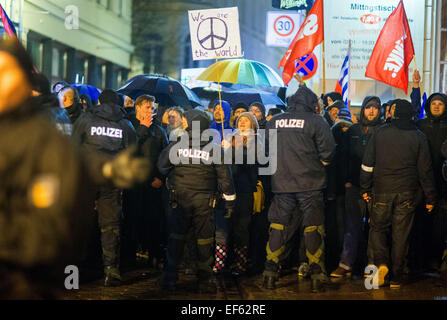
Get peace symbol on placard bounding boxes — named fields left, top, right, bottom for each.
left=197, top=17, right=228, bottom=50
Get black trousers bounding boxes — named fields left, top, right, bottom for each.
left=369, top=191, right=416, bottom=279
left=164, top=191, right=215, bottom=283
left=264, top=191, right=325, bottom=277
left=96, top=185, right=122, bottom=275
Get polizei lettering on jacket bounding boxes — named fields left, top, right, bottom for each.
left=90, top=127, right=123, bottom=138
left=178, top=148, right=210, bottom=161
left=275, top=119, right=305, bottom=129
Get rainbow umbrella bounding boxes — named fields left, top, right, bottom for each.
left=197, top=59, right=284, bottom=87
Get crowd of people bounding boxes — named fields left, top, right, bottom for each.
left=0, top=38, right=446, bottom=298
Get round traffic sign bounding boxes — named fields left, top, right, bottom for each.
left=273, top=15, right=295, bottom=37
left=294, top=53, right=318, bottom=80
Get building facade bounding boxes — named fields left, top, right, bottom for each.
left=1, top=0, right=133, bottom=89
left=131, top=0, right=285, bottom=80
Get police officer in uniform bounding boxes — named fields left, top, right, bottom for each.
left=72, top=89, right=136, bottom=286
left=158, top=109, right=236, bottom=293
left=0, top=39, right=149, bottom=298
left=263, top=76, right=336, bottom=293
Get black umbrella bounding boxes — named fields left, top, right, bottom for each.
left=117, top=74, right=202, bottom=108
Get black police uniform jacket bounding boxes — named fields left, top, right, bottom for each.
left=0, top=100, right=97, bottom=271
left=360, top=120, right=437, bottom=205
left=72, top=102, right=136, bottom=157
left=266, top=86, right=336, bottom=193
left=157, top=135, right=235, bottom=198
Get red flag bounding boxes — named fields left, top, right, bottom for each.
left=365, top=0, right=414, bottom=94
left=0, top=4, right=18, bottom=39
left=279, top=0, right=324, bottom=85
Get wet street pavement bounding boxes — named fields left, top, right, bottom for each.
left=62, top=265, right=447, bottom=300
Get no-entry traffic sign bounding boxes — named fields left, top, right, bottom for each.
left=294, top=53, right=318, bottom=80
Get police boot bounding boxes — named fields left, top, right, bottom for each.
left=309, top=264, right=328, bottom=293
left=263, top=275, right=277, bottom=290
left=104, top=266, right=121, bottom=287
left=212, top=243, right=228, bottom=274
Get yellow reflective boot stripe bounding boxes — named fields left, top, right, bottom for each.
left=304, top=225, right=325, bottom=265
left=270, top=223, right=284, bottom=230
left=197, top=238, right=214, bottom=245
left=266, top=242, right=285, bottom=264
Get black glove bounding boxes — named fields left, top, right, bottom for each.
left=223, top=195, right=236, bottom=219
left=103, top=145, right=152, bottom=189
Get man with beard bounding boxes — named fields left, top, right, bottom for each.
left=416, top=92, right=447, bottom=285
left=330, top=97, right=383, bottom=279
left=361, top=100, right=436, bottom=289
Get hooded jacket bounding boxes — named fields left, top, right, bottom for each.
left=72, top=102, right=136, bottom=157
left=157, top=110, right=235, bottom=198
left=327, top=118, right=353, bottom=197
left=417, top=93, right=447, bottom=198
left=361, top=100, right=437, bottom=204
left=229, top=112, right=260, bottom=194
left=344, top=96, right=383, bottom=187
left=33, top=94, right=72, bottom=136
left=266, top=86, right=335, bottom=193
left=210, top=100, right=234, bottom=142
left=65, top=102, right=83, bottom=124
left=249, top=102, right=267, bottom=129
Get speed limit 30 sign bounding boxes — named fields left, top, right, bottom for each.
left=266, top=11, right=303, bottom=48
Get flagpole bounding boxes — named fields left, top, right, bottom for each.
left=215, top=58, right=225, bottom=142
left=322, top=11, right=326, bottom=95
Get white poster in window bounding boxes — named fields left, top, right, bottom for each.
left=324, top=0, right=425, bottom=80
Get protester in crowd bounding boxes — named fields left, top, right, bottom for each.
left=52, top=81, right=68, bottom=95
left=322, top=92, right=343, bottom=127
left=410, top=70, right=423, bottom=117
left=325, top=106, right=354, bottom=272
left=266, top=108, right=283, bottom=121
left=31, top=73, right=72, bottom=136
left=323, top=99, right=344, bottom=128
left=416, top=92, right=447, bottom=285
left=72, top=89, right=137, bottom=287
left=80, top=93, right=93, bottom=112
left=158, top=109, right=236, bottom=293
left=361, top=99, right=437, bottom=289
left=58, top=85, right=84, bottom=124
left=263, top=74, right=336, bottom=293
left=230, top=102, right=248, bottom=127
left=249, top=101, right=267, bottom=129
left=166, top=107, right=184, bottom=140
left=133, top=95, right=169, bottom=269
left=220, top=112, right=260, bottom=277
left=210, top=99, right=234, bottom=143
left=329, top=96, right=382, bottom=279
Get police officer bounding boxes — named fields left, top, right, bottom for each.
left=0, top=39, right=148, bottom=298
left=263, top=75, right=336, bottom=293
left=158, top=109, right=236, bottom=293
left=72, top=89, right=136, bottom=286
